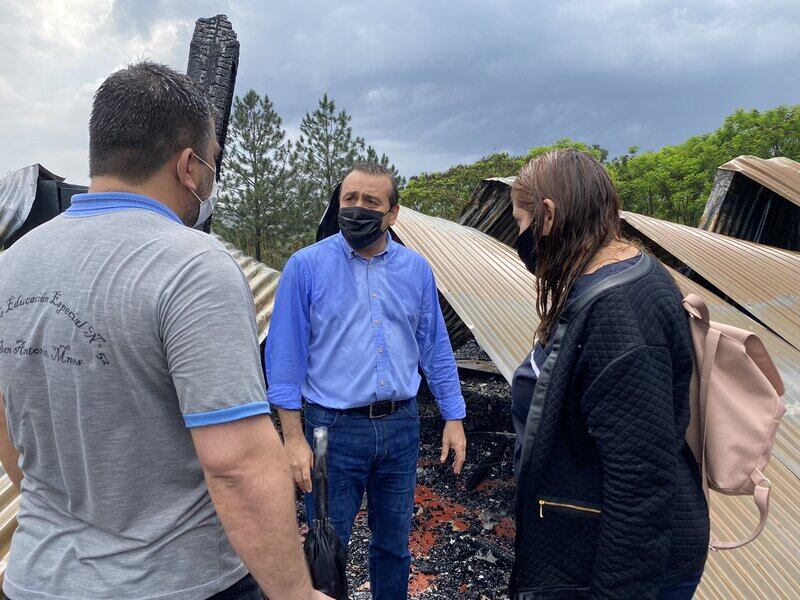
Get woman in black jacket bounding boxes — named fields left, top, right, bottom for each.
left=509, top=149, right=709, bottom=599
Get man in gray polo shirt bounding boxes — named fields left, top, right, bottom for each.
left=0, top=62, right=329, bottom=600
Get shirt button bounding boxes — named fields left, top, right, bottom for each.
left=379, top=380, right=386, bottom=386
left=371, top=293, right=377, bottom=299
left=374, top=319, right=381, bottom=325
left=377, top=347, right=384, bottom=353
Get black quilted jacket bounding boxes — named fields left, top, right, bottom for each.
left=511, top=253, right=710, bottom=599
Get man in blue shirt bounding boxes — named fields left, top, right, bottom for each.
left=266, top=162, right=467, bottom=598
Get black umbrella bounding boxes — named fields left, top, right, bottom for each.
left=303, top=427, right=348, bottom=599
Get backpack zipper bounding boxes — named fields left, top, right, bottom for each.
left=539, top=499, right=602, bottom=518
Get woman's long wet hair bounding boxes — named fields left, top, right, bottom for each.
left=512, top=149, right=622, bottom=345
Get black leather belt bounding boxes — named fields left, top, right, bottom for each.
left=345, top=399, right=410, bottom=419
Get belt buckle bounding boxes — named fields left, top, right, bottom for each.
left=369, top=401, right=394, bottom=419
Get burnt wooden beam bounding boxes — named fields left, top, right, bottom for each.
left=186, top=14, right=240, bottom=232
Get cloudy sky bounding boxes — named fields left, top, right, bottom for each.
left=1, top=0, right=799, bottom=184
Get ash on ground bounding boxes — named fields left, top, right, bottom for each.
left=296, top=355, right=517, bottom=599
left=453, top=339, right=493, bottom=362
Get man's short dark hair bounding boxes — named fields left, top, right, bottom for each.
left=89, top=61, right=214, bottom=183
left=341, top=161, right=400, bottom=207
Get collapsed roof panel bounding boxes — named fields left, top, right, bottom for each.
left=0, top=165, right=38, bottom=246
left=667, top=265, right=800, bottom=475
left=458, top=177, right=517, bottom=247
left=718, top=156, right=800, bottom=209
left=623, top=210, right=800, bottom=352
left=212, top=234, right=280, bottom=344
left=392, top=207, right=539, bottom=383
left=700, top=156, right=800, bottom=251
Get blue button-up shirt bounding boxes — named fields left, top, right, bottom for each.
left=265, top=232, right=466, bottom=420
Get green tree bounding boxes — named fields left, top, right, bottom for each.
left=526, top=137, right=608, bottom=162
left=401, top=138, right=606, bottom=220
left=365, top=145, right=407, bottom=188
left=215, top=90, right=292, bottom=265
left=608, top=105, right=800, bottom=225
left=290, top=93, right=365, bottom=222
left=713, top=106, right=800, bottom=159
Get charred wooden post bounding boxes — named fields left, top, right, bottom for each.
left=186, top=14, right=240, bottom=232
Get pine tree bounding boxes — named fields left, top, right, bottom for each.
left=365, top=145, right=407, bottom=188
left=290, top=94, right=366, bottom=220
left=216, top=90, right=292, bottom=264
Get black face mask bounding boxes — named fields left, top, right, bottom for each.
left=338, top=206, right=390, bottom=249
left=515, top=224, right=538, bottom=274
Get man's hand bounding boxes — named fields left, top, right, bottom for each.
left=277, top=408, right=314, bottom=493
left=285, top=434, right=314, bottom=493
left=440, top=420, right=467, bottom=475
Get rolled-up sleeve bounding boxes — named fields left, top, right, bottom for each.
left=416, top=264, right=466, bottom=420
left=264, top=254, right=312, bottom=410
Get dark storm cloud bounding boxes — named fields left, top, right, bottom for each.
left=4, top=1, right=799, bottom=182
left=220, top=0, right=800, bottom=176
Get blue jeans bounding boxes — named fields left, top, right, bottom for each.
left=658, top=571, right=704, bottom=599
left=304, top=399, right=420, bottom=600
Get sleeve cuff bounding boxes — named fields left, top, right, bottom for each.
left=183, top=401, right=271, bottom=428
left=266, top=384, right=303, bottom=410
left=438, top=395, right=467, bottom=421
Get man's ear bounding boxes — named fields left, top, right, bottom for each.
left=387, top=204, right=400, bottom=227
left=176, top=148, right=198, bottom=192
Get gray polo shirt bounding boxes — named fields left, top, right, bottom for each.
left=0, top=192, right=269, bottom=600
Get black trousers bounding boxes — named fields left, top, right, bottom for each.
left=6, top=574, right=262, bottom=600
left=208, top=574, right=263, bottom=599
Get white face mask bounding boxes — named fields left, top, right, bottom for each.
left=190, top=154, right=218, bottom=227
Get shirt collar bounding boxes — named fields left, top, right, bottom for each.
left=64, top=192, right=184, bottom=225
left=338, top=231, right=396, bottom=260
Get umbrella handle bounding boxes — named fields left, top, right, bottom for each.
left=312, top=427, right=329, bottom=520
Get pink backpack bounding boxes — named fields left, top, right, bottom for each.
left=682, top=294, right=787, bottom=551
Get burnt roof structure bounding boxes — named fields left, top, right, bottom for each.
left=700, top=155, right=800, bottom=251
left=0, top=165, right=85, bottom=248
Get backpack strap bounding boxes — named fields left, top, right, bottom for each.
left=682, top=293, right=709, bottom=325
left=711, top=476, right=772, bottom=551
left=698, top=327, right=720, bottom=502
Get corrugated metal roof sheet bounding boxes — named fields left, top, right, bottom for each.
left=719, top=155, right=800, bottom=209
left=623, top=211, right=800, bottom=352
left=392, top=207, right=539, bottom=382
left=212, top=234, right=280, bottom=344
left=666, top=266, right=800, bottom=476
left=393, top=206, right=800, bottom=599
left=698, top=457, right=800, bottom=600
left=0, top=165, right=38, bottom=246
